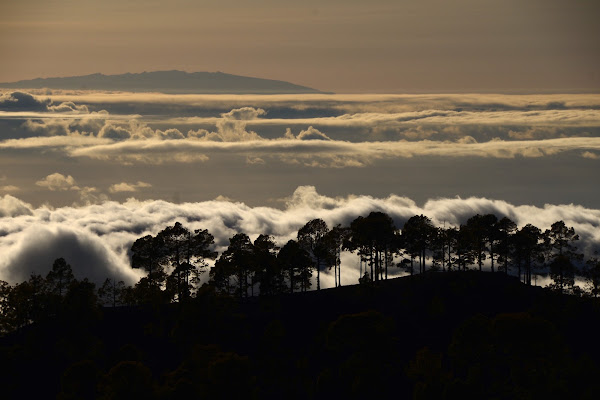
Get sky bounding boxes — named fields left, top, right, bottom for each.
left=1, top=0, right=599, bottom=92
left=0, top=1, right=599, bottom=287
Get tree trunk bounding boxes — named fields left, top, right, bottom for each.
left=490, top=244, right=495, bottom=273
left=374, top=250, right=378, bottom=282
left=370, top=250, right=374, bottom=282
left=334, top=262, right=337, bottom=287
left=112, top=279, right=116, bottom=307
left=338, top=247, right=342, bottom=286
left=385, top=248, right=388, bottom=280
left=378, top=250, right=382, bottom=281
left=316, top=257, right=320, bottom=291
left=442, top=242, right=445, bottom=272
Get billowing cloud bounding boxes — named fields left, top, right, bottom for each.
left=33, top=173, right=104, bottom=205
left=0, top=91, right=89, bottom=114
left=0, top=91, right=49, bottom=111
left=188, top=120, right=263, bottom=143
left=246, top=156, right=265, bottom=165
left=2, top=225, right=142, bottom=284
left=109, top=181, right=152, bottom=193
left=0, top=195, right=33, bottom=218
left=98, top=123, right=132, bottom=140
left=582, top=151, right=599, bottom=159
left=220, top=107, right=266, bottom=120
left=1, top=187, right=599, bottom=288
left=47, top=101, right=89, bottom=113
left=19, top=111, right=110, bottom=137
left=35, top=173, right=79, bottom=191
left=296, top=126, right=331, bottom=141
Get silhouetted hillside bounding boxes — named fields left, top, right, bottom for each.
left=1, top=272, right=599, bottom=399
left=0, top=70, right=324, bottom=94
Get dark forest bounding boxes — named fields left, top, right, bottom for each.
left=1, top=211, right=599, bottom=399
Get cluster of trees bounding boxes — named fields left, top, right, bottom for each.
left=123, top=212, right=600, bottom=300
left=397, top=215, right=599, bottom=296
left=205, top=213, right=599, bottom=298
left=129, top=222, right=217, bottom=303
left=0, top=221, right=219, bottom=332
left=124, top=219, right=340, bottom=300
left=2, top=211, right=600, bottom=333
left=0, top=258, right=101, bottom=333
left=3, top=267, right=599, bottom=399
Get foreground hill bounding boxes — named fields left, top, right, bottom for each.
left=1, top=271, right=599, bottom=399
left=0, top=70, right=324, bottom=94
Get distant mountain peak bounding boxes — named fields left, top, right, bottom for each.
left=0, top=70, right=325, bottom=94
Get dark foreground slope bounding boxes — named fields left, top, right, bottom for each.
left=0, top=70, right=323, bottom=94
left=1, top=272, right=599, bottom=399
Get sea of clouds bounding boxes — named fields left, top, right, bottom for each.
left=1, top=186, right=599, bottom=288
left=1, top=91, right=600, bottom=168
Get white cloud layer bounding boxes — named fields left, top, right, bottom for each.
left=65, top=136, right=600, bottom=167
left=0, top=92, right=598, bottom=169
left=1, top=187, right=599, bottom=288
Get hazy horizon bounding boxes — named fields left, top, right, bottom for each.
left=1, top=0, right=599, bottom=93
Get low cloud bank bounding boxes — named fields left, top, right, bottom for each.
left=1, top=187, right=599, bottom=287
left=0, top=91, right=88, bottom=113
left=4, top=124, right=600, bottom=167
left=66, top=135, right=600, bottom=167
left=2, top=92, right=599, bottom=168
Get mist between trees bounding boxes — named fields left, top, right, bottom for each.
left=1, top=211, right=599, bottom=333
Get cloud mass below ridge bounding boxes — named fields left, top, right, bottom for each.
left=1, top=187, right=599, bottom=288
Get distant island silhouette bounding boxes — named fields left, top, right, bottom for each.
left=0, top=70, right=325, bottom=94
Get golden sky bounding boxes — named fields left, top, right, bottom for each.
left=1, top=0, right=599, bottom=92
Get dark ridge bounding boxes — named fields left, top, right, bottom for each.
left=0, top=70, right=327, bottom=94
left=1, top=272, right=599, bottom=399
